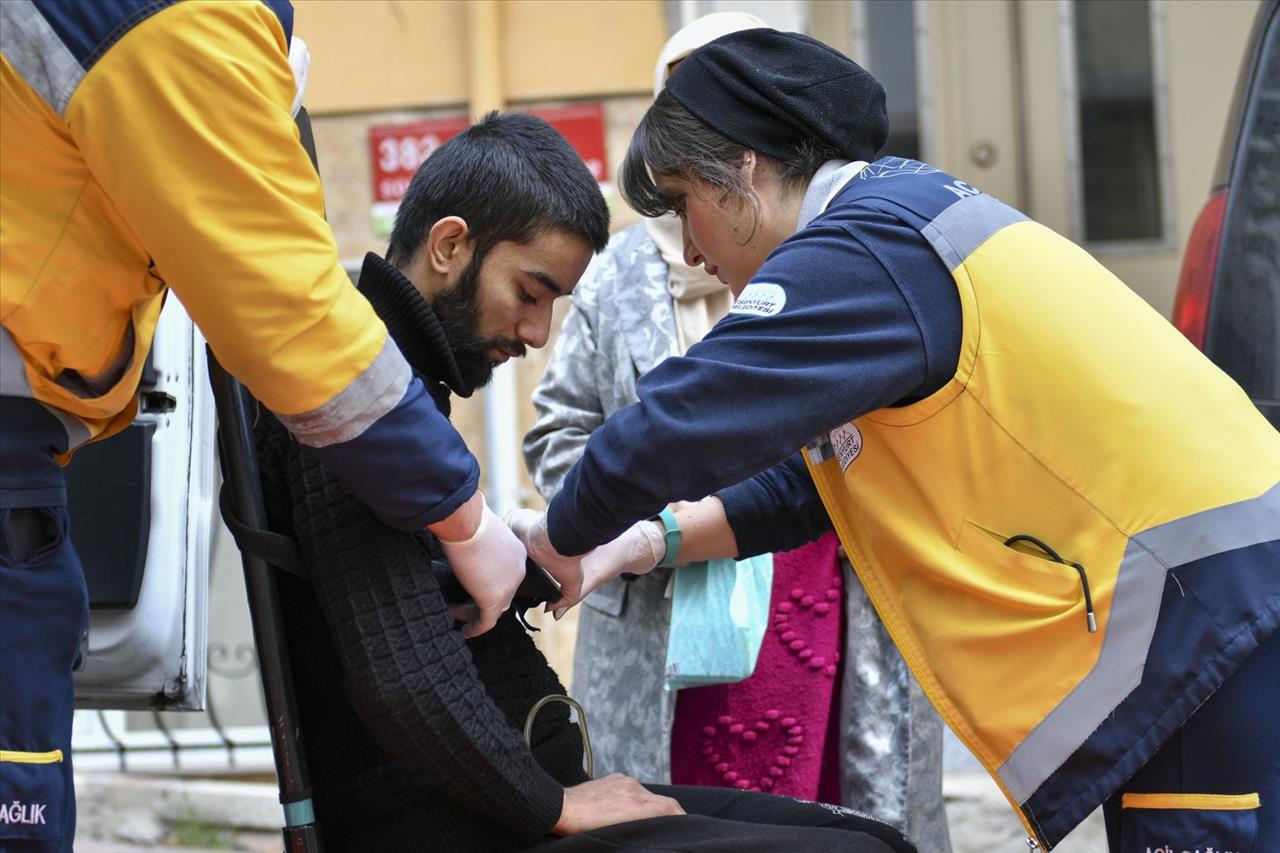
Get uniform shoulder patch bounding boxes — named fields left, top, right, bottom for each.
left=830, top=423, right=863, bottom=472
left=729, top=282, right=787, bottom=317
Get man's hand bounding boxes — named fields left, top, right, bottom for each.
left=505, top=508, right=586, bottom=609
left=430, top=492, right=526, bottom=638
left=552, top=774, right=684, bottom=836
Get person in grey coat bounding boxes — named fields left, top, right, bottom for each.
left=523, top=24, right=952, bottom=849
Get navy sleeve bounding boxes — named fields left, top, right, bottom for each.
left=546, top=204, right=962, bottom=555
left=309, top=376, right=480, bottom=532
left=716, top=451, right=833, bottom=558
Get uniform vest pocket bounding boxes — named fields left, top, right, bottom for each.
left=1120, top=792, right=1259, bottom=853
left=957, top=521, right=1083, bottom=606
left=0, top=749, right=66, bottom=841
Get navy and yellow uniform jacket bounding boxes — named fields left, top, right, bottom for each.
left=547, top=158, right=1280, bottom=848
left=0, top=0, right=477, bottom=528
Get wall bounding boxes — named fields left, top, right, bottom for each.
left=294, top=0, right=665, bottom=113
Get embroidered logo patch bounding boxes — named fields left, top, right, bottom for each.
left=829, top=423, right=863, bottom=472
left=729, top=283, right=787, bottom=317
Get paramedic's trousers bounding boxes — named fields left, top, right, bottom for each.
left=1104, top=625, right=1280, bottom=853
left=0, top=505, right=87, bottom=853
left=527, top=784, right=914, bottom=852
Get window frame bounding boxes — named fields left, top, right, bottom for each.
left=1059, top=0, right=1176, bottom=254
left=849, top=0, right=933, bottom=164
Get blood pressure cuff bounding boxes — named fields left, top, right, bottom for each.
left=433, top=559, right=562, bottom=612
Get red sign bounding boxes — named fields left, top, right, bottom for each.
left=369, top=103, right=609, bottom=207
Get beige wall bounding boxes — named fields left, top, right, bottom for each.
left=922, top=0, right=1026, bottom=207
left=295, top=0, right=665, bottom=114
left=299, top=0, right=1261, bottom=456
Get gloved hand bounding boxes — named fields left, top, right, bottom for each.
left=573, top=519, right=666, bottom=615
left=506, top=509, right=666, bottom=620
left=432, top=492, right=526, bottom=638
left=505, top=508, right=585, bottom=609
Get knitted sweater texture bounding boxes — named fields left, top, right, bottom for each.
left=254, top=253, right=587, bottom=851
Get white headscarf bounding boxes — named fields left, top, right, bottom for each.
left=643, top=12, right=767, bottom=354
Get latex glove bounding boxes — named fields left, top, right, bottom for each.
left=505, top=508, right=585, bottom=607
left=506, top=510, right=666, bottom=621
left=573, top=519, right=666, bottom=615
left=433, top=492, right=526, bottom=638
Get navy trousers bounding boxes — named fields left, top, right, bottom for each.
left=0, top=506, right=87, bottom=853
left=1104, top=626, right=1280, bottom=853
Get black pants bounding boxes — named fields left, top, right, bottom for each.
left=526, top=784, right=915, bottom=853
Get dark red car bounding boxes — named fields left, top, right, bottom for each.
left=1173, top=0, right=1279, bottom=428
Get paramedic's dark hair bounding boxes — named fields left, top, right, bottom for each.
left=621, top=89, right=840, bottom=220
left=387, top=111, right=610, bottom=268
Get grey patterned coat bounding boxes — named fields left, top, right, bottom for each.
left=523, top=223, right=952, bottom=851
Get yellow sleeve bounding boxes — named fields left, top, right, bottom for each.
left=64, top=0, right=386, bottom=418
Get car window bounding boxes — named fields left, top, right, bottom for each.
left=1207, top=6, right=1279, bottom=423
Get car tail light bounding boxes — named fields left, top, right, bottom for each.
left=1172, top=190, right=1228, bottom=350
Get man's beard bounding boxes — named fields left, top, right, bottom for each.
left=430, top=252, right=525, bottom=390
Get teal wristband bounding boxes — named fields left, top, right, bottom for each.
left=654, top=506, right=682, bottom=568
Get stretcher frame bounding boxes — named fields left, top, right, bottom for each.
left=208, top=108, right=326, bottom=853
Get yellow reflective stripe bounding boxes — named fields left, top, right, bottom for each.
left=1122, top=793, right=1260, bottom=811
left=0, top=749, right=64, bottom=764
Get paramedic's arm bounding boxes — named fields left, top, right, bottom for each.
left=546, top=214, right=961, bottom=556
left=715, top=452, right=833, bottom=557
left=552, top=454, right=829, bottom=578
left=66, top=1, right=474, bottom=533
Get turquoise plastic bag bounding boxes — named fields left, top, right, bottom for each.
left=663, top=554, right=773, bottom=691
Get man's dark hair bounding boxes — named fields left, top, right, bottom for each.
left=387, top=111, right=610, bottom=268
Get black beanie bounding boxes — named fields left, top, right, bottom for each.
left=664, top=29, right=889, bottom=163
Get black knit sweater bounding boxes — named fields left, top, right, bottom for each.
left=255, top=253, right=588, bottom=852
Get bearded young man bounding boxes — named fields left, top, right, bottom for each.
left=252, top=112, right=916, bottom=853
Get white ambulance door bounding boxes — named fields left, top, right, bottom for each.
left=69, top=296, right=215, bottom=711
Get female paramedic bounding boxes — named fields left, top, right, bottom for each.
left=507, top=27, right=1280, bottom=853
